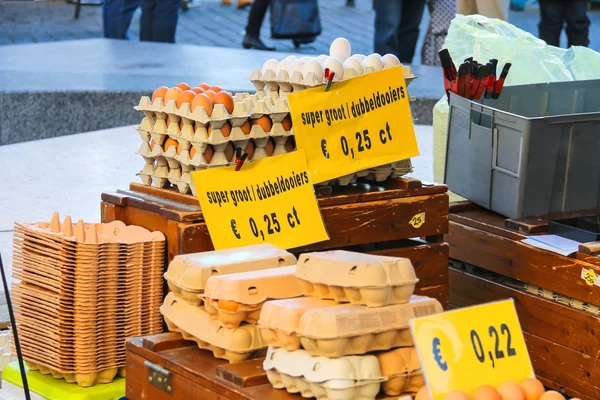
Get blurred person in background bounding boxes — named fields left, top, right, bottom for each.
left=538, top=0, right=590, bottom=47
left=242, top=0, right=275, bottom=50
left=457, top=0, right=509, bottom=19
left=103, top=0, right=182, bottom=43
left=374, top=0, right=427, bottom=63
left=421, top=0, right=455, bottom=66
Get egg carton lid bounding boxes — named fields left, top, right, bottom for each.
left=258, top=297, right=339, bottom=334
left=296, top=250, right=417, bottom=288
left=263, top=347, right=385, bottom=384
left=163, top=244, right=296, bottom=293
left=202, top=266, right=304, bottom=305
left=297, top=296, right=442, bottom=339
left=160, top=292, right=264, bottom=352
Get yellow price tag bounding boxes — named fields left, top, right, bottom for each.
left=582, top=268, right=598, bottom=287
left=191, top=151, right=329, bottom=250
left=410, top=212, right=425, bottom=228
left=287, top=67, right=419, bottom=184
left=409, top=299, right=534, bottom=399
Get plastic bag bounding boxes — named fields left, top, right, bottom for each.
left=271, top=0, right=322, bottom=39
left=444, top=14, right=600, bottom=85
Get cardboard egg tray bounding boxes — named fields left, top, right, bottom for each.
left=247, top=65, right=417, bottom=94
left=160, top=292, right=265, bottom=362
left=164, top=244, right=296, bottom=307
left=11, top=213, right=165, bottom=387
left=296, top=251, right=419, bottom=307
left=263, top=347, right=385, bottom=400
left=375, top=347, right=424, bottom=396
left=201, top=266, right=304, bottom=328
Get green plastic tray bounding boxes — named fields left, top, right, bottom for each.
left=3, top=362, right=125, bottom=400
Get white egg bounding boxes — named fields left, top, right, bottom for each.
left=302, top=59, right=324, bottom=82
left=324, top=57, right=344, bottom=80
left=284, top=55, right=297, bottom=62
left=301, top=56, right=313, bottom=61
left=343, top=57, right=363, bottom=77
left=261, top=58, right=279, bottom=74
left=382, top=53, right=401, bottom=68
left=276, top=59, right=291, bottom=75
left=362, top=53, right=384, bottom=71
left=329, top=37, right=352, bottom=61
left=351, top=54, right=367, bottom=62
left=317, top=54, right=328, bottom=62
left=288, top=59, right=305, bottom=76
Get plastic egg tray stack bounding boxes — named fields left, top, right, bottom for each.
left=159, top=244, right=303, bottom=362
left=258, top=250, right=444, bottom=399
left=135, top=91, right=296, bottom=195
left=11, top=212, right=165, bottom=387
left=247, top=63, right=416, bottom=186
left=0, top=330, right=16, bottom=372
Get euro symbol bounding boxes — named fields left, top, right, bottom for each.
left=321, top=139, right=330, bottom=159
left=231, top=219, right=241, bottom=239
left=433, top=337, right=448, bottom=371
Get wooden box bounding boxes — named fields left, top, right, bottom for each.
left=447, top=203, right=600, bottom=400
left=101, top=179, right=450, bottom=308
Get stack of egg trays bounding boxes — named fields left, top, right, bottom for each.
left=248, top=64, right=417, bottom=186
left=11, top=212, right=165, bottom=387
left=135, top=92, right=296, bottom=195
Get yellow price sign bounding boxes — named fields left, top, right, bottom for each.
left=287, top=66, right=419, bottom=184
left=191, top=151, right=329, bottom=250
left=409, top=299, right=534, bottom=399
left=410, top=212, right=425, bottom=228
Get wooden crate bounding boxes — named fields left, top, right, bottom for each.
left=126, top=333, right=403, bottom=400
left=447, top=203, right=600, bottom=399
left=101, top=179, right=450, bottom=307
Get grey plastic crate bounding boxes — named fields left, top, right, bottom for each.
left=444, top=80, right=600, bottom=218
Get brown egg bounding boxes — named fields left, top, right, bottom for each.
left=217, top=299, right=239, bottom=312
left=244, top=140, right=256, bottom=160
left=474, top=386, right=501, bottom=400
left=265, top=137, right=275, bottom=156
left=203, top=145, right=214, bottom=163
left=176, top=143, right=183, bottom=155
left=176, top=82, right=191, bottom=91
left=284, top=137, right=296, bottom=153
left=445, top=390, right=470, bottom=400
left=415, top=386, right=431, bottom=400
left=240, top=120, right=251, bottom=135
left=197, top=83, right=210, bottom=90
left=152, top=86, right=169, bottom=102
left=281, top=116, right=292, bottom=131
left=203, top=90, right=216, bottom=101
left=224, top=142, right=235, bottom=162
left=179, top=121, right=185, bottom=131
left=190, top=146, right=197, bottom=159
left=176, top=90, right=197, bottom=108
left=191, top=87, right=204, bottom=94
left=252, top=115, right=272, bottom=133
left=498, top=381, right=525, bottom=400
left=207, top=122, right=231, bottom=138
left=539, top=392, right=565, bottom=400
left=164, top=138, right=178, bottom=152
left=520, top=378, right=545, bottom=400
left=209, top=85, right=223, bottom=93
left=213, top=91, right=235, bottom=114
left=191, top=93, right=213, bottom=116
left=164, top=87, right=183, bottom=104
left=150, top=139, right=156, bottom=150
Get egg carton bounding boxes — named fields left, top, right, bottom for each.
left=248, top=65, right=416, bottom=94
left=25, top=361, right=121, bottom=388
left=382, top=371, right=425, bottom=396
left=0, top=331, right=15, bottom=372
left=296, top=251, right=419, bottom=307
left=161, top=293, right=265, bottom=362
left=204, top=300, right=263, bottom=329
left=264, top=347, right=385, bottom=400
left=299, top=329, right=413, bottom=358
left=376, top=347, right=424, bottom=396
left=318, top=159, right=413, bottom=186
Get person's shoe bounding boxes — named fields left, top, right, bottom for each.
left=242, top=35, right=275, bottom=51
left=346, top=0, right=355, bottom=7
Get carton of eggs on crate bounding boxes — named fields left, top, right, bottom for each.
left=248, top=37, right=416, bottom=94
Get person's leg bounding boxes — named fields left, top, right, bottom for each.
left=141, top=0, right=181, bottom=43
left=538, top=0, right=564, bottom=47
left=103, top=0, right=140, bottom=39
left=242, top=0, right=274, bottom=50
left=396, top=0, right=426, bottom=63
left=564, top=0, right=590, bottom=47
left=374, top=0, right=402, bottom=57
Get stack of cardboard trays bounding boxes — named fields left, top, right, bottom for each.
left=12, top=212, right=165, bottom=387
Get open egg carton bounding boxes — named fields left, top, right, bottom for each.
left=12, top=212, right=165, bottom=387
left=135, top=93, right=296, bottom=195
